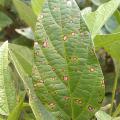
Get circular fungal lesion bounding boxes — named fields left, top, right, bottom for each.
left=34, top=80, right=45, bottom=87
left=48, top=102, right=56, bottom=110
left=34, top=83, right=42, bottom=87
left=34, top=50, right=40, bottom=56
left=42, top=40, right=49, bottom=48
left=74, top=99, right=82, bottom=105
left=101, top=80, right=105, bottom=87
left=71, top=56, right=78, bottom=63
left=52, top=67, right=56, bottom=71
left=89, top=67, right=95, bottom=72
left=64, top=96, right=70, bottom=100
left=63, top=35, right=68, bottom=41
left=88, top=105, right=95, bottom=112
left=63, top=76, right=69, bottom=81
left=71, top=32, right=76, bottom=36
left=51, top=77, right=56, bottom=81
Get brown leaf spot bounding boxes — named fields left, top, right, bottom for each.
left=71, top=56, right=78, bottom=62
left=49, top=103, right=56, bottom=109
left=34, top=51, right=39, bottom=56
left=72, top=32, right=75, bottom=36
left=63, top=76, right=68, bottom=81
left=88, top=105, right=94, bottom=112
left=52, top=68, right=56, bottom=71
left=101, top=80, right=105, bottom=87
left=64, top=96, right=70, bottom=100
left=43, top=40, right=48, bottom=48
left=75, top=99, right=82, bottom=104
left=63, top=35, right=67, bottom=41
left=89, top=67, right=95, bottom=72
left=51, top=77, right=56, bottom=81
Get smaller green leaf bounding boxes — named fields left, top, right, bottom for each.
left=12, top=0, right=36, bottom=30
left=9, top=44, right=33, bottom=75
left=94, top=32, right=120, bottom=61
left=15, top=27, right=34, bottom=40
left=0, top=12, right=12, bottom=30
left=7, top=96, right=25, bottom=120
left=91, top=0, right=110, bottom=6
left=0, top=41, right=16, bottom=116
left=84, top=0, right=120, bottom=38
left=105, top=15, right=119, bottom=33
left=95, top=110, right=112, bottom=120
left=31, top=0, right=45, bottom=16
left=9, top=48, right=55, bottom=120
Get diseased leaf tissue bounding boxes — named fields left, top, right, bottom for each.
left=33, top=0, right=105, bottom=119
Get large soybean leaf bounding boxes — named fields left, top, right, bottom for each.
left=94, top=32, right=120, bottom=61
left=9, top=48, right=55, bottom=120
left=0, top=41, right=16, bottom=116
left=31, top=0, right=45, bottom=16
left=12, top=0, right=36, bottom=30
left=84, top=0, right=120, bottom=38
left=33, top=0, right=105, bottom=120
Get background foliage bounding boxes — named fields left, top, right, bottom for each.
left=0, top=0, right=120, bottom=119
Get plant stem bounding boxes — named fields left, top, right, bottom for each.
left=110, top=68, right=119, bottom=115
left=113, top=104, right=120, bottom=117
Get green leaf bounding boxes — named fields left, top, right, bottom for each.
left=9, top=44, right=33, bottom=75
left=31, top=0, right=45, bottom=16
left=84, top=0, right=120, bottom=38
left=95, top=110, right=112, bottom=120
left=11, top=36, right=33, bottom=47
left=113, top=117, right=120, bottom=120
left=33, top=0, right=105, bottom=119
left=0, top=0, right=5, bottom=6
left=0, top=12, right=12, bottom=30
left=91, top=0, right=110, bottom=6
left=0, top=41, right=16, bottom=116
left=94, top=32, right=120, bottom=61
left=12, top=0, right=36, bottom=30
left=29, top=90, right=55, bottom=120
left=15, top=27, right=35, bottom=40
left=7, top=97, right=24, bottom=120
left=105, top=15, right=119, bottom=33
left=9, top=47, right=55, bottom=120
